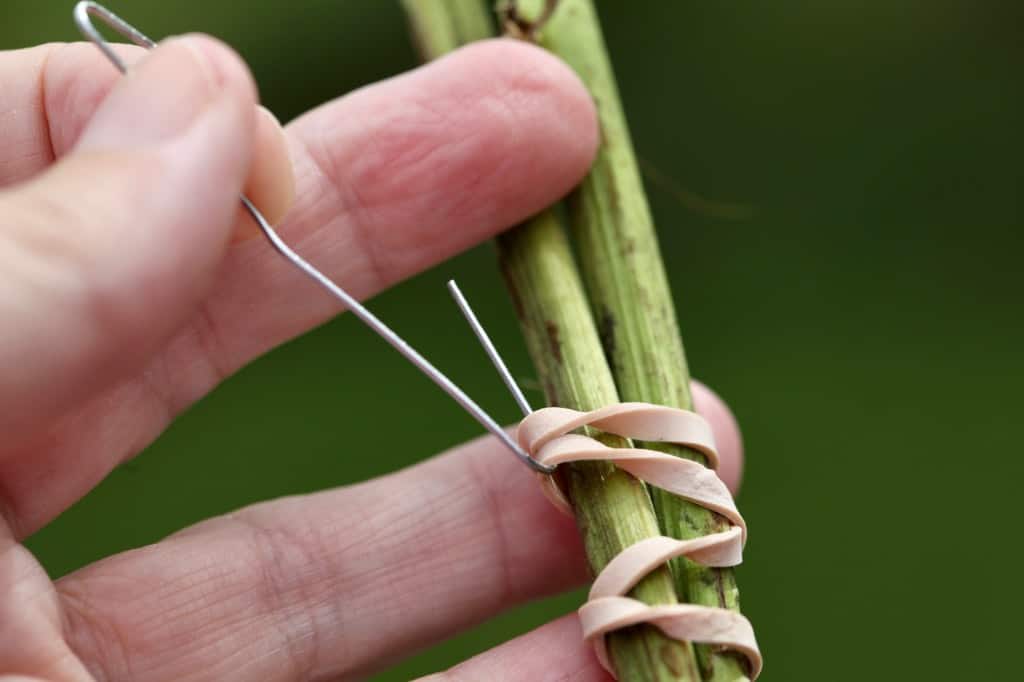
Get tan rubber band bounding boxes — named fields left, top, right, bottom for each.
left=517, top=403, right=762, bottom=680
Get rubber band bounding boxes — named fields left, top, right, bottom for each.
left=517, top=403, right=762, bottom=680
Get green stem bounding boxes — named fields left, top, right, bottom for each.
left=498, top=213, right=700, bottom=681
left=521, top=2, right=750, bottom=680
left=401, top=1, right=716, bottom=680
left=403, top=0, right=494, bottom=60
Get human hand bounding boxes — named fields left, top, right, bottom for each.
left=0, top=35, right=743, bottom=681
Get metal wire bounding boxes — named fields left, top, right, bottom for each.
left=73, top=1, right=550, bottom=474
left=447, top=280, right=533, bottom=417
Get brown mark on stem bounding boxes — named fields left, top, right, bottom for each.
left=597, top=307, right=619, bottom=372
left=498, top=0, right=560, bottom=41
left=659, top=640, right=687, bottom=677
left=544, top=320, right=563, bottom=364
left=500, top=259, right=526, bottom=320
left=542, top=378, right=560, bottom=405
left=599, top=158, right=623, bottom=219
left=714, top=571, right=729, bottom=610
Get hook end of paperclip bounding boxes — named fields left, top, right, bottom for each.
left=74, top=1, right=158, bottom=73
left=522, top=450, right=556, bottom=475
left=71, top=3, right=550, bottom=478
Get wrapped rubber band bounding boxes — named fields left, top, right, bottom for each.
left=71, top=6, right=760, bottom=675
left=519, top=403, right=719, bottom=466
left=518, top=404, right=762, bottom=680
left=579, top=599, right=761, bottom=678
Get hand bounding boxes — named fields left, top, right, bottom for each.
left=0, top=35, right=744, bottom=681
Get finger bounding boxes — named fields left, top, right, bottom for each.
left=0, top=39, right=598, bottom=536
left=417, top=614, right=611, bottom=682
left=236, top=106, right=296, bottom=240
left=194, top=37, right=599, bottom=368
left=691, top=380, right=744, bottom=494
left=1, top=41, right=292, bottom=222
left=57, top=433, right=588, bottom=682
left=0, top=525, right=95, bottom=682
left=53, top=400, right=742, bottom=681
left=0, top=43, right=150, bottom=186
left=0, top=37, right=289, bottom=440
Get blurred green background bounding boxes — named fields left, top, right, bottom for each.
left=5, top=1, right=1022, bottom=679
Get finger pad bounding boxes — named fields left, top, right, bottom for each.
left=291, top=38, right=597, bottom=283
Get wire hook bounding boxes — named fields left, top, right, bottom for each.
left=447, top=280, right=554, bottom=474
left=72, top=2, right=551, bottom=475
left=447, top=280, right=532, bottom=417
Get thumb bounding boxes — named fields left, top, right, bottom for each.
left=0, top=36, right=285, bottom=438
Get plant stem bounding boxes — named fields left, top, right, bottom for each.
left=403, top=0, right=494, bottom=60
left=518, top=2, right=749, bottom=679
left=401, top=2, right=710, bottom=680
left=498, top=213, right=701, bottom=681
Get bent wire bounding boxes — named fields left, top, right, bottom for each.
left=74, top=3, right=761, bottom=675
left=72, top=1, right=550, bottom=474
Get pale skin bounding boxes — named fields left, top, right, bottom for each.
left=0, top=35, right=744, bottom=682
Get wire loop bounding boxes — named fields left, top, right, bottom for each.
left=72, top=2, right=549, bottom=474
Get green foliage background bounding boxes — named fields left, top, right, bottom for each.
left=4, top=1, right=1022, bottom=679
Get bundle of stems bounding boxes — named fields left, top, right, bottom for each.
left=404, top=2, right=749, bottom=680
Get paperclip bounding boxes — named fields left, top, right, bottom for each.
left=72, top=1, right=553, bottom=475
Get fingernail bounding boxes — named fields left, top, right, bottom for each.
left=234, top=106, right=296, bottom=241
left=255, top=106, right=296, bottom=219
left=78, top=36, right=242, bottom=151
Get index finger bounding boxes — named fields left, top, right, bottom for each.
left=0, top=37, right=599, bottom=537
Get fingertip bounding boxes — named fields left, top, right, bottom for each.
left=76, top=33, right=257, bottom=153
left=0, top=34, right=266, bottom=436
left=691, top=380, right=745, bottom=494
left=452, top=38, right=599, bottom=186
left=171, top=33, right=258, bottom=107
left=281, top=34, right=600, bottom=289
left=235, top=106, right=296, bottom=242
